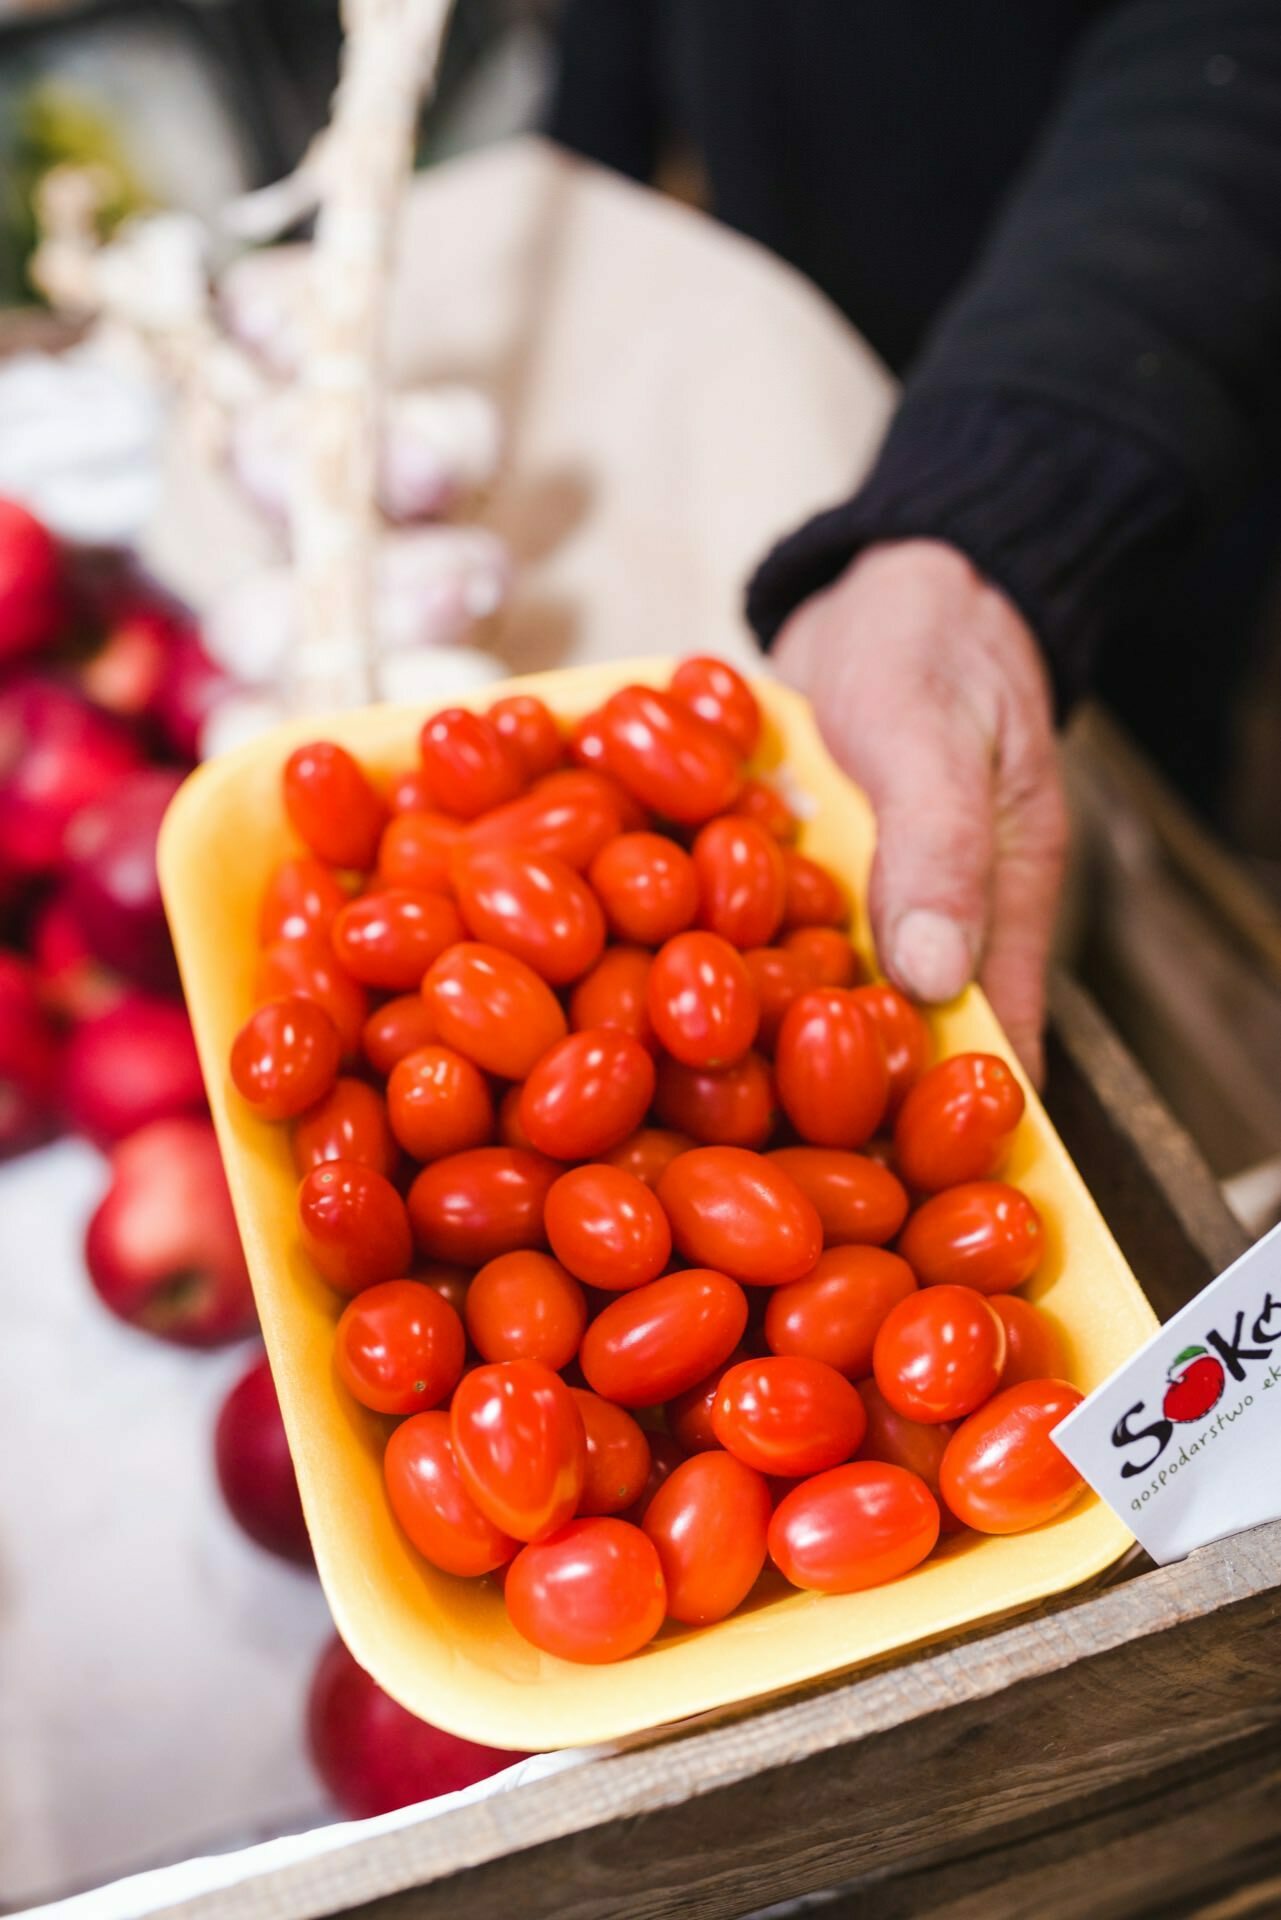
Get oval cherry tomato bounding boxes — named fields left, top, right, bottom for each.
left=588, top=833, right=699, bottom=945
left=604, top=1126, right=695, bottom=1189
left=452, top=846, right=604, bottom=985
left=569, top=946, right=657, bottom=1053
left=766, top=1147, right=908, bottom=1245
left=283, top=741, right=386, bottom=870
left=856, top=1377, right=962, bottom=1532
left=487, top=693, right=563, bottom=779
left=292, top=1075, right=397, bottom=1176
left=387, top=1043, right=494, bottom=1162
left=647, top=931, right=758, bottom=1067
left=657, top=1145, right=822, bottom=1286
left=643, top=1450, right=771, bottom=1624
left=461, top=769, right=625, bottom=870
left=568, top=709, right=608, bottom=768
left=940, top=1379, right=1085, bottom=1533
left=776, top=989, right=889, bottom=1149
left=387, top=767, right=436, bottom=815
left=259, top=856, right=349, bottom=946
left=407, top=1146, right=559, bottom=1265
left=692, top=817, right=786, bottom=948
left=992, top=1296, right=1068, bottom=1389
left=899, top=1181, right=1044, bottom=1293
left=418, top=1263, right=471, bottom=1317
left=742, top=946, right=813, bottom=1052
left=764, top=1245, right=918, bottom=1377
left=728, top=777, right=798, bottom=842
left=571, top=1390, right=652, bottom=1516
left=418, top=708, right=525, bottom=819
left=665, top=1347, right=748, bottom=1452
left=505, top=1518, right=666, bottom=1663
left=769, top=1461, right=940, bottom=1592
left=544, top=1163, right=671, bottom=1291
left=231, top=996, right=341, bottom=1119
left=654, top=1050, right=775, bottom=1149
left=518, top=1029, right=656, bottom=1161
left=712, top=1356, right=866, bottom=1477
left=783, top=926, right=861, bottom=989
left=624, top=1432, right=685, bottom=1521
left=361, top=992, right=437, bottom=1076
left=894, top=1053, right=1025, bottom=1191
left=597, top=685, right=742, bottom=825
left=256, top=938, right=369, bottom=1058
left=376, top=810, right=461, bottom=892
left=423, top=942, right=567, bottom=1079
left=668, top=655, right=761, bottom=757
left=335, top=1278, right=465, bottom=1414
left=581, top=1268, right=748, bottom=1407
left=332, top=888, right=465, bottom=991
left=780, top=850, right=847, bottom=930
left=849, top=983, right=932, bottom=1113
left=298, top=1159, right=412, bottom=1294
left=464, top=1251, right=586, bottom=1370
left=497, top=1082, right=533, bottom=1148
left=384, top=1411, right=518, bottom=1576
left=873, top=1284, right=1006, bottom=1422
left=450, top=1359, right=586, bottom=1541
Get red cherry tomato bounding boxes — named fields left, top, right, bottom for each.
left=597, top=685, right=742, bottom=825
left=569, top=946, right=656, bottom=1053
left=292, top=1075, right=397, bottom=1176
left=728, top=777, right=798, bottom=842
left=581, top=1268, right=748, bottom=1407
left=418, top=1263, right=471, bottom=1316
left=298, top=1159, right=412, bottom=1294
left=259, top=856, right=349, bottom=946
left=654, top=1050, right=775, bottom=1149
left=518, top=1029, right=656, bottom=1161
left=668, top=655, right=761, bottom=757
left=487, top=693, right=563, bottom=779
left=464, top=1251, right=586, bottom=1370
left=588, top=833, right=699, bottom=945
left=894, top=1052, right=1025, bottom=1191
left=361, top=992, right=437, bottom=1076
left=643, top=1450, right=771, bottom=1624
left=625, top=1432, right=685, bottom=1521
left=231, top=995, right=341, bottom=1119
left=568, top=709, right=608, bottom=768
left=764, top=1245, right=918, bottom=1377
left=505, top=1518, right=666, bottom=1663
left=780, top=850, right=847, bottom=930
left=899, top=1181, right=1044, bottom=1294
left=571, top=1390, right=652, bottom=1515
left=873, top=1284, right=1006, bottom=1422
left=691, top=817, right=786, bottom=948
left=712, top=1356, right=866, bottom=1477
left=387, top=768, right=436, bottom=815
left=387, top=1043, right=494, bottom=1162
left=384, top=1410, right=519, bottom=1576
left=766, top=1146, right=908, bottom=1245
left=497, top=1083, right=533, bottom=1148
left=335, top=1278, right=465, bottom=1414
left=423, top=942, right=567, bottom=1079
left=856, top=1377, right=962, bottom=1533
left=451, top=1360, right=586, bottom=1541
left=407, top=1146, right=559, bottom=1265
left=283, top=741, right=386, bottom=870
left=604, top=1126, right=695, bottom=1189
left=452, top=846, right=605, bottom=985
left=776, top=988, right=889, bottom=1149
left=992, top=1296, right=1068, bottom=1389
left=849, top=983, right=932, bottom=1113
left=544, top=1163, right=672, bottom=1291
left=256, top=938, right=369, bottom=1058
left=940, top=1379, right=1085, bottom=1533
left=376, top=811, right=461, bottom=892
left=332, top=888, right=464, bottom=991
left=742, top=946, right=813, bottom=1052
left=418, top=708, right=525, bottom=819
left=657, top=1145, right=823, bottom=1286
left=665, top=1347, right=748, bottom=1452
left=783, top=925, right=861, bottom=989
left=647, top=931, right=758, bottom=1067
left=769, top=1461, right=940, bottom=1592
left=461, top=769, right=625, bottom=870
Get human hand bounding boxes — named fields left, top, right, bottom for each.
left=772, top=539, right=1067, bottom=1082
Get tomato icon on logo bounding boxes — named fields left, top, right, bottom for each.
left=1161, top=1346, right=1225, bottom=1424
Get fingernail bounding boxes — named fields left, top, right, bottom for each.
left=890, top=910, right=974, bottom=1003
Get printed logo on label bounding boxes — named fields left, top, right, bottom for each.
left=1110, top=1294, right=1281, bottom=1480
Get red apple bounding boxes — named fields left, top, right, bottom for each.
left=63, top=766, right=185, bottom=990
left=1162, top=1347, right=1225, bottom=1424
left=150, top=625, right=229, bottom=761
left=215, top=1353, right=311, bottom=1565
left=307, top=1635, right=526, bottom=1818
left=61, top=992, right=205, bottom=1146
left=0, top=950, right=61, bottom=1156
left=29, top=889, right=128, bottom=1022
left=85, top=1113, right=256, bottom=1345
left=0, top=676, right=142, bottom=876
left=0, top=498, right=63, bottom=664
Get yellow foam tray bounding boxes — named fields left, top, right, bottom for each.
left=159, top=659, right=1157, bottom=1751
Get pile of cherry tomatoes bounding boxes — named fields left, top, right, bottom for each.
left=229, top=658, right=1086, bottom=1665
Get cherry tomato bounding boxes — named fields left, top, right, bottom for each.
left=387, top=767, right=433, bottom=814
left=544, top=1163, right=672, bottom=1291
left=764, top=1245, right=918, bottom=1377
left=742, top=946, right=813, bottom=1052
left=231, top=996, right=341, bottom=1120
left=712, top=1356, right=866, bottom=1477
left=418, top=1263, right=471, bottom=1316
left=894, top=1052, right=1025, bottom=1191
left=408, top=1147, right=559, bottom=1265
left=780, top=850, right=846, bottom=930
left=384, top=1411, right=518, bottom=1577
left=691, top=817, right=786, bottom=948
left=568, top=709, right=608, bottom=768
left=873, top=1284, right=1006, bottom=1423
left=487, top=693, right=563, bottom=779
left=298, top=1159, right=412, bottom=1294
left=418, top=708, right=525, bottom=819
left=856, top=1377, right=962, bottom=1532
left=283, top=741, right=386, bottom=870
left=505, top=1518, right=666, bottom=1663
left=497, top=1082, right=533, bottom=1147
left=581, top=1268, right=748, bottom=1407
left=668, top=655, right=761, bottom=757
left=776, top=988, right=889, bottom=1149
left=332, top=888, right=464, bottom=991
left=463, top=1250, right=586, bottom=1370
left=335, top=1278, right=465, bottom=1414
left=940, top=1379, right=1085, bottom=1533
left=518, top=1029, right=656, bottom=1161
left=361, top=993, right=437, bottom=1076
left=728, top=777, right=798, bottom=842
left=665, top=1348, right=748, bottom=1452
left=625, top=1432, right=685, bottom=1521
left=450, top=1359, right=586, bottom=1541
left=604, top=1126, right=695, bottom=1189
left=387, top=1043, right=494, bottom=1162
left=643, top=1450, right=771, bottom=1624
left=657, top=1145, right=822, bottom=1286
left=259, top=856, right=349, bottom=946
left=292, top=1075, right=397, bottom=1176
left=257, top=937, right=369, bottom=1058
left=654, top=1050, right=775, bottom=1149
left=588, top=833, right=699, bottom=945
left=461, top=769, right=625, bottom=870
left=849, top=983, right=932, bottom=1113
left=452, top=846, right=604, bottom=985
left=899, top=1180, right=1044, bottom=1294
left=647, top=931, right=758, bottom=1068
left=423, top=942, right=566, bottom=1079
left=597, top=685, right=742, bottom=825
left=769, top=1461, right=940, bottom=1592
left=766, top=1146, right=908, bottom=1245
left=376, top=810, right=461, bottom=892
left=571, top=1390, right=652, bottom=1515
left=569, top=946, right=657, bottom=1053
left=992, top=1296, right=1068, bottom=1389
left=783, top=926, right=861, bottom=988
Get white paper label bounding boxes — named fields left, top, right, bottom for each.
left=1053, top=1219, right=1281, bottom=1564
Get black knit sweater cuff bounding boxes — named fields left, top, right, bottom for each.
left=746, top=390, right=1193, bottom=713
